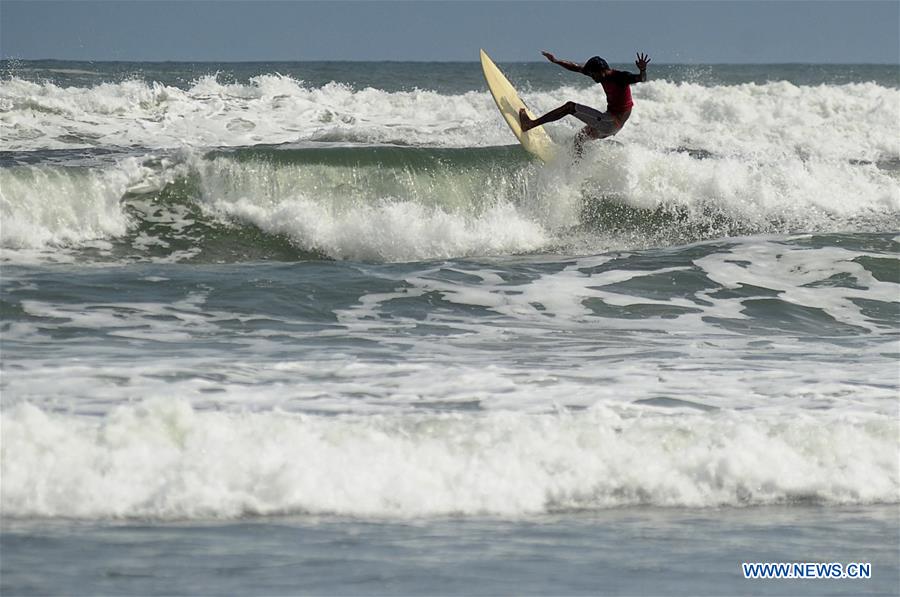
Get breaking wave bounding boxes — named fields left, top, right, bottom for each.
left=3, top=399, right=896, bottom=519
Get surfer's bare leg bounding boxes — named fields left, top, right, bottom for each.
left=519, top=101, right=577, bottom=131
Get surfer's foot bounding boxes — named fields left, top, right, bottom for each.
left=519, top=109, right=533, bottom=131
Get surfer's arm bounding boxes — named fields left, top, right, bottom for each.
left=614, top=68, right=648, bottom=86
left=613, top=71, right=644, bottom=85
left=541, top=51, right=584, bottom=74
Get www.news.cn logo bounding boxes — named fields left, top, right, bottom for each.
left=743, top=562, right=871, bottom=580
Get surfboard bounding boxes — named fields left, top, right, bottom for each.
left=480, top=49, right=559, bottom=163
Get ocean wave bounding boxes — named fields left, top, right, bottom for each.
left=0, top=154, right=187, bottom=252
left=2, top=399, right=896, bottom=520
left=2, top=144, right=897, bottom=263
left=0, top=74, right=492, bottom=151
left=2, top=74, right=898, bottom=162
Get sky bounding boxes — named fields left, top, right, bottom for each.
left=1, top=0, right=898, bottom=63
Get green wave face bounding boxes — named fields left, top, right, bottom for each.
left=3, top=144, right=899, bottom=264
left=148, top=145, right=545, bottom=263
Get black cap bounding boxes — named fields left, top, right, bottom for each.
left=584, top=56, right=610, bottom=73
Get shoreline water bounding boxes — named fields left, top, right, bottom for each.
left=3, top=506, right=898, bottom=596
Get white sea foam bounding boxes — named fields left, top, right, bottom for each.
left=2, top=399, right=896, bottom=519
left=3, top=239, right=896, bottom=418
left=0, top=156, right=185, bottom=251
left=193, top=152, right=556, bottom=261
left=578, top=143, right=900, bottom=221
left=192, top=148, right=897, bottom=261
left=0, top=75, right=493, bottom=150
left=215, top=197, right=549, bottom=262
left=2, top=238, right=896, bottom=519
left=629, top=80, right=900, bottom=161
left=0, top=161, right=130, bottom=249
left=2, top=144, right=895, bottom=263
left=695, top=241, right=900, bottom=333
left=2, top=75, right=898, bottom=161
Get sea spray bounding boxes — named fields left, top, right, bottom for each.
left=2, top=75, right=898, bottom=159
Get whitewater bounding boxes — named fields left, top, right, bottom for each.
left=2, top=71, right=898, bottom=262
left=1, top=61, right=899, bottom=596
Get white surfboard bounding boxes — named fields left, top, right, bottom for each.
left=480, top=49, right=559, bottom=162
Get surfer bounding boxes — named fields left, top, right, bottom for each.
left=520, top=51, right=650, bottom=152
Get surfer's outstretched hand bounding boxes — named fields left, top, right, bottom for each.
left=636, top=52, right=651, bottom=70
left=541, top=51, right=557, bottom=63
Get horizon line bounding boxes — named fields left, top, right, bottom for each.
left=3, top=57, right=899, bottom=66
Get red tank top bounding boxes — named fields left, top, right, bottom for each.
left=600, top=72, right=634, bottom=114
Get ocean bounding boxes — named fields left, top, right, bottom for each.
left=1, top=59, right=898, bottom=596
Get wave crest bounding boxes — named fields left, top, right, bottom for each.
left=3, top=400, right=896, bottom=519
